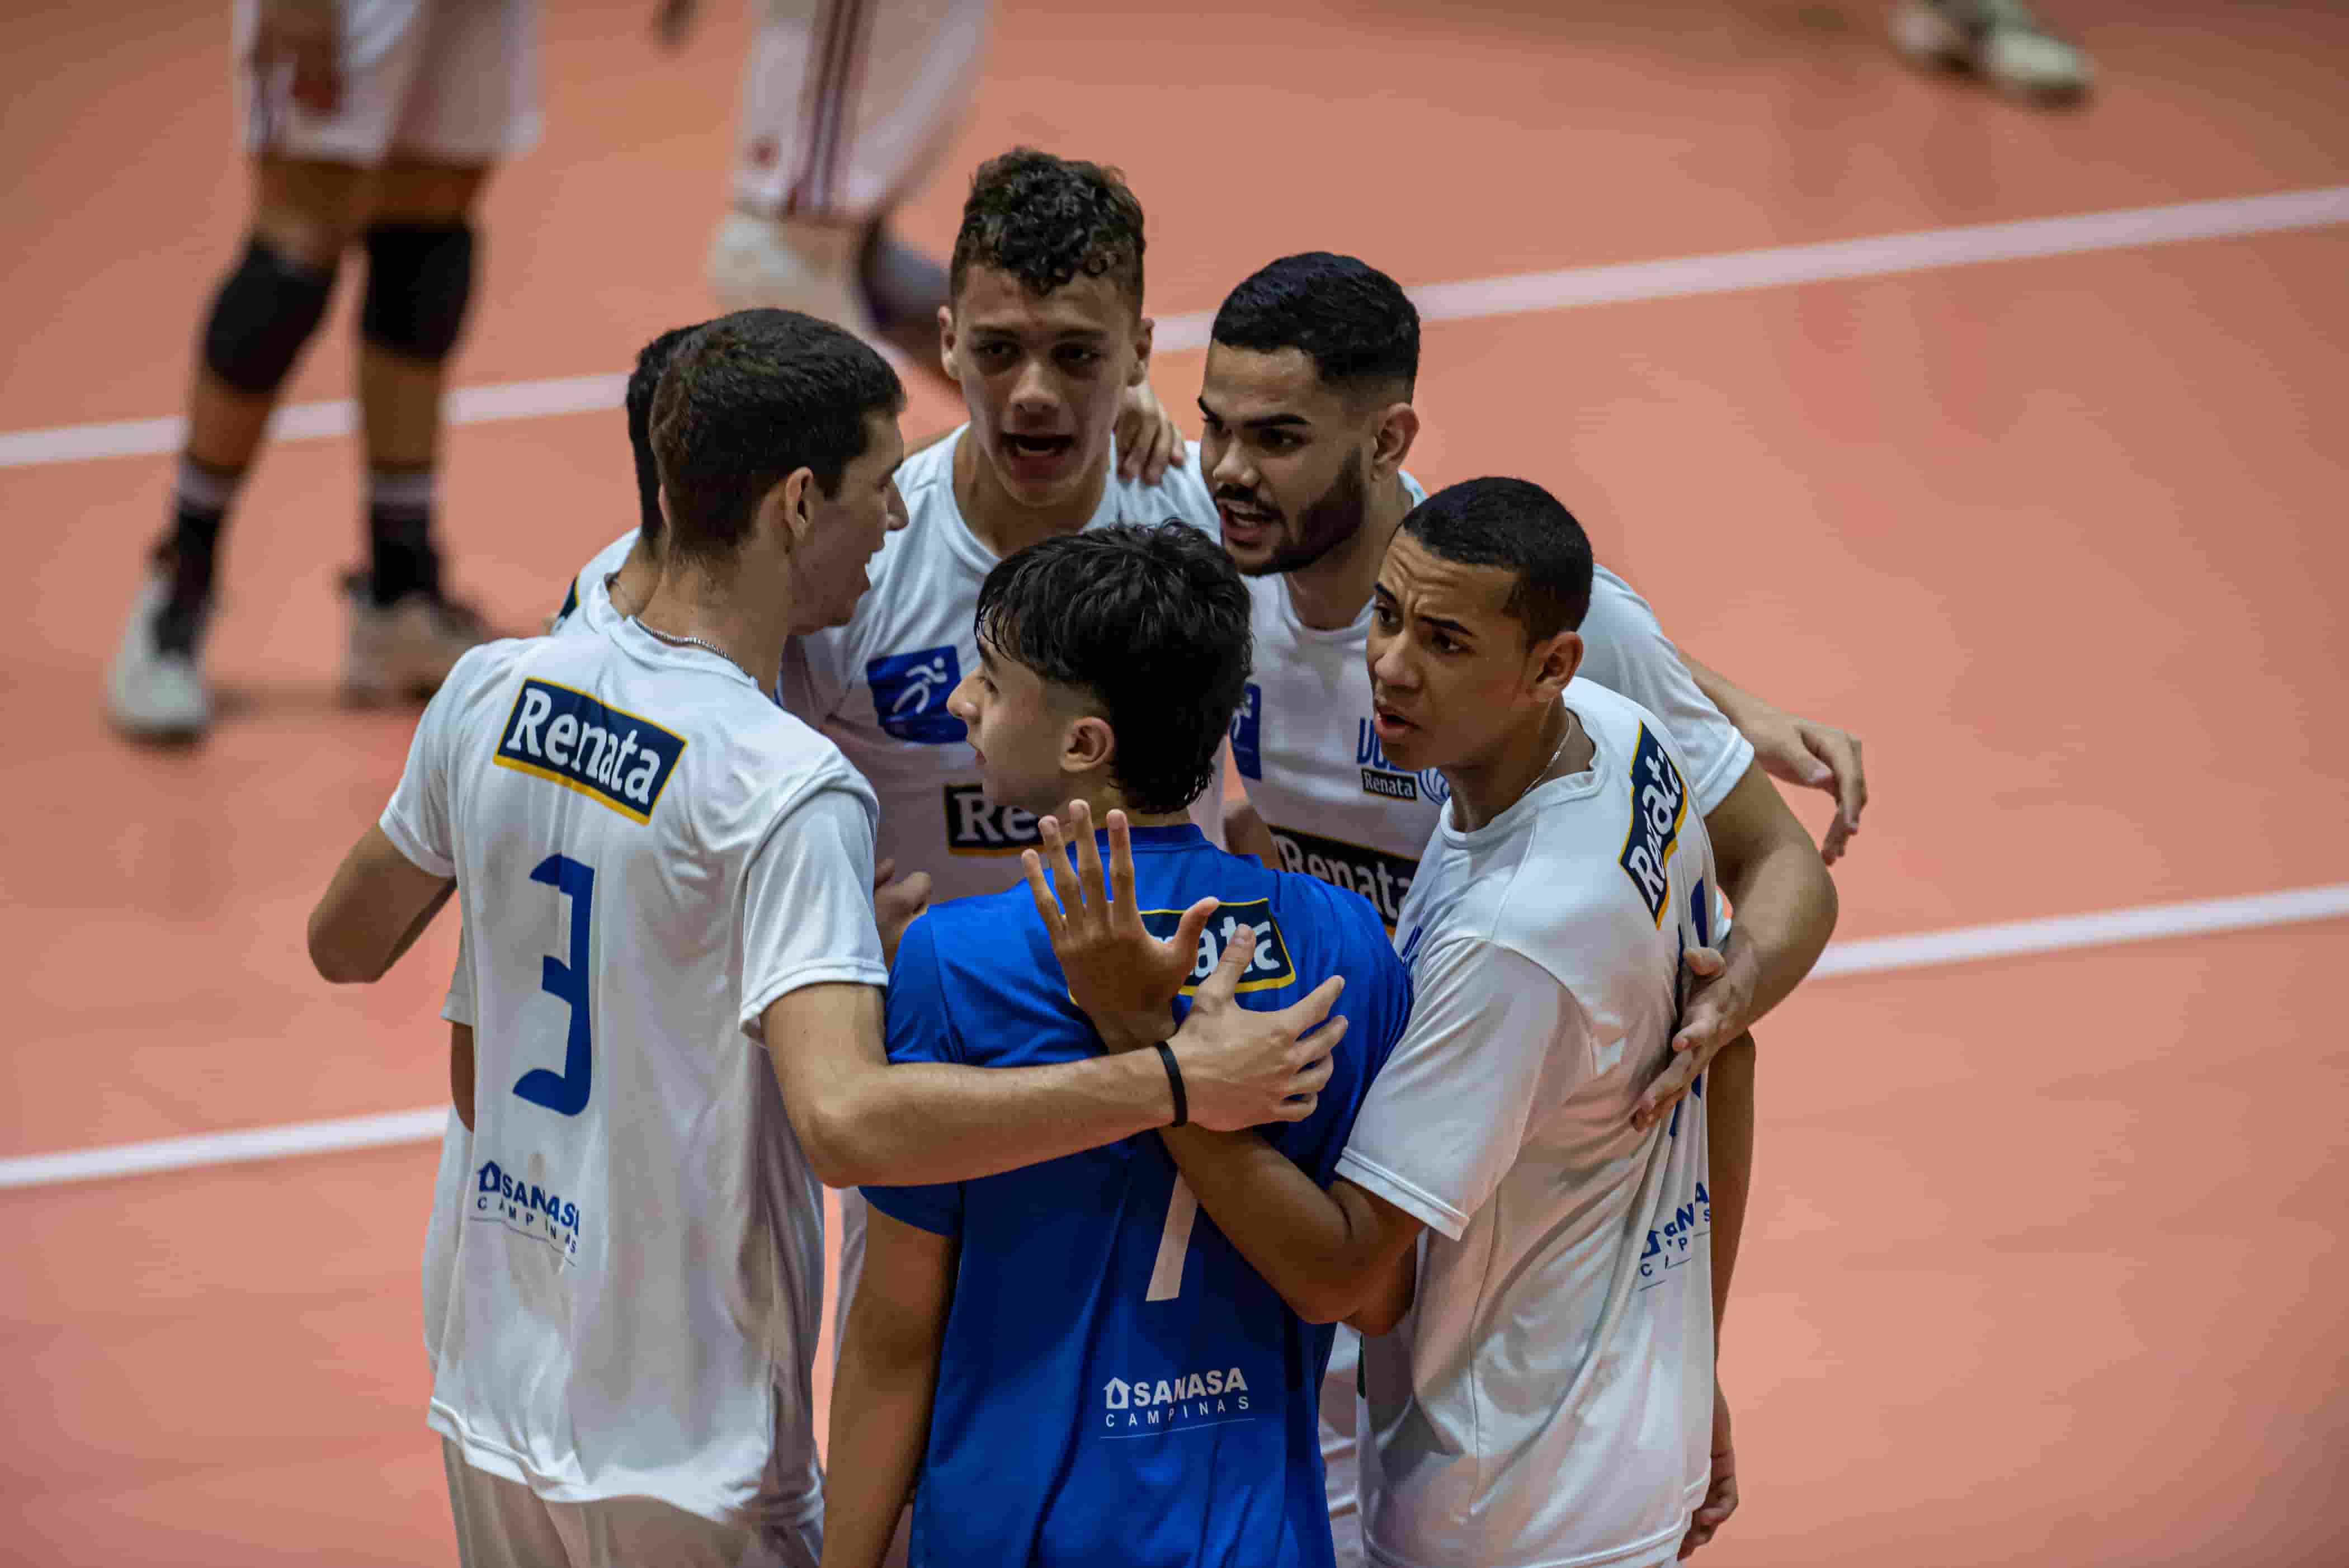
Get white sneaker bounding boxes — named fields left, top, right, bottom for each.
left=343, top=576, right=493, bottom=703
left=709, top=209, right=875, bottom=334
left=1895, top=0, right=2092, bottom=100
left=106, top=573, right=211, bottom=740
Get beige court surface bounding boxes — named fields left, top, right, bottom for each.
left=3, top=1, right=2345, bottom=1563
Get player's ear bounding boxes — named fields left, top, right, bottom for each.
left=1371, top=400, right=1420, bottom=480
left=1529, top=628, right=1584, bottom=698
left=1063, top=712, right=1116, bottom=777
left=768, top=467, right=815, bottom=556
left=936, top=302, right=957, bottom=384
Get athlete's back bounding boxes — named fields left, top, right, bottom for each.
left=382, top=616, right=885, bottom=1529
left=864, top=824, right=1412, bottom=1567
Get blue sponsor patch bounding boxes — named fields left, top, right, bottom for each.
left=1229, top=683, right=1262, bottom=780
left=1619, top=722, right=1688, bottom=925
left=1139, top=898, right=1296, bottom=995
left=867, top=646, right=967, bottom=743
left=494, top=678, right=686, bottom=825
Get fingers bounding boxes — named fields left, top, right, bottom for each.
left=1069, top=800, right=1108, bottom=916
left=1036, top=810, right=1091, bottom=924
left=1018, top=849, right=1068, bottom=940
left=1169, top=896, right=1218, bottom=972
left=873, top=857, right=896, bottom=891
left=1272, top=973, right=1346, bottom=1037
left=1820, top=813, right=1854, bottom=866
left=1680, top=945, right=1725, bottom=980
left=1632, top=1053, right=1697, bottom=1130
left=1105, top=810, right=1138, bottom=929
left=1192, top=920, right=1257, bottom=1005
left=1140, top=413, right=1176, bottom=485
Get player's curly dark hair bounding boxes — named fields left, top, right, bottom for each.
left=1212, top=252, right=1419, bottom=398
left=650, top=309, right=903, bottom=571
left=1400, top=478, right=1593, bottom=641
left=975, top=522, right=1251, bottom=815
left=626, top=320, right=708, bottom=547
left=949, top=147, right=1146, bottom=308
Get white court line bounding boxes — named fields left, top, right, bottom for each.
left=3, top=881, right=2345, bottom=1193
left=4, top=186, right=2344, bottom=471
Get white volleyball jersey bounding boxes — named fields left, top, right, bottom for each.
left=1235, top=531, right=1754, bottom=933
left=380, top=619, right=886, bottom=1527
left=546, top=527, right=640, bottom=637
left=782, top=424, right=1225, bottom=904
left=1336, top=679, right=1719, bottom=1568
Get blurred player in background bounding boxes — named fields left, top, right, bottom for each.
left=109, top=0, right=535, bottom=741
left=659, top=0, right=994, bottom=384
left=1893, top=0, right=2090, bottom=101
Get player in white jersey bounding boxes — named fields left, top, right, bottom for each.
left=312, top=310, right=1344, bottom=1566
left=1045, top=478, right=1754, bottom=1567
left=1199, top=253, right=1847, bottom=1562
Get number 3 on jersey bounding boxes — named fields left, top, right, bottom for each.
left=515, top=853, right=595, bottom=1117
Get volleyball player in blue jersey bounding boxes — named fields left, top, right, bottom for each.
left=824, top=522, right=1412, bottom=1568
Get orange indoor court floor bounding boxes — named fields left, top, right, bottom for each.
left=3, top=1, right=2345, bottom=1564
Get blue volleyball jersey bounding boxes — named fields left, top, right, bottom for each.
left=862, top=823, right=1412, bottom=1568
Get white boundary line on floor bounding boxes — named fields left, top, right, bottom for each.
left=4, top=186, right=2344, bottom=471
left=4, top=881, right=2344, bottom=1192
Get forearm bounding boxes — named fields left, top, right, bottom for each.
left=1158, top=1127, right=1394, bottom=1325
left=1719, top=832, right=1836, bottom=1026
left=804, top=1050, right=1173, bottom=1189
left=1681, top=653, right=1757, bottom=729
left=1705, top=1034, right=1755, bottom=1340
left=821, top=1314, right=938, bottom=1567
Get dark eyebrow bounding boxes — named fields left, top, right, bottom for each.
left=1196, top=397, right=1309, bottom=432
left=1421, top=615, right=1474, bottom=639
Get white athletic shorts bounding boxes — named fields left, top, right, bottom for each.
left=442, top=1442, right=822, bottom=1568
left=732, top=0, right=993, bottom=221
left=238, top=0, right=539, bottom=167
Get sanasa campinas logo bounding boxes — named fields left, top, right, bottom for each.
left=1100, top=1364, right=1253, bottom=1437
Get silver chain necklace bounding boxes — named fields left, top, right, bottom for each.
left=633, top=616, right=754, bottom=683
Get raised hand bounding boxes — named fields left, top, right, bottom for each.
left=1022, top=800, right=1218, bottom=1051
left=872, top=857, right=932, bottom=969
left=1113, top=376, right=1189, bottom=485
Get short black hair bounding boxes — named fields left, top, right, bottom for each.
left=1211, top=252, right=1418, bottom=398
left=626, top=321, right=709, bottom=547
left=1399, top=478, right=1593, bottom=642
left=976, top=522, right=1251, bottom=815
left=649, top=309, right=903, bottom=571
left=950, top=148, right=1146, bottom=308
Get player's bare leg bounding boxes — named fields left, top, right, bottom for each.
left=108, top=155, right=370, bottom=741
left=341, top=154, right=495, bottom=703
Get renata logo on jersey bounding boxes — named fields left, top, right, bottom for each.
left=496, top=679, right=686, bottom=825
left=473, top=1158, right=584, bottom=1265
left=1229, top=683, right=1263, bottom=780
left=942, top=784, right=1041, bottom=854
left=1141, top=900, right=1296, bottom=994
left=1356, top=720, right=1450, bottom=805
left=866, top=646, right=968, bottom=743
left=1271, top=825, right=1419, bottom=929
left=1619, top=723, right=1688, bottom=926
left=1100, top=1365, right=1253, bottom=1435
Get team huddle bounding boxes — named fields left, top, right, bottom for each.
left=308, top=149, right=1858, bottom=1568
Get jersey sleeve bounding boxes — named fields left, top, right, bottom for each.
left=379, top=650, right=479, bottom=879
left=737, top=782, right=888, bottom=1038
left=1333, top=939, right=1588, bottom=1241
left=857, top=917, right=966, bottom=1238
left=1579, top=565, right=1754, bottom=818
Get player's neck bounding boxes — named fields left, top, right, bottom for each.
left=954, top=426, right=1111, bottom=560
left=1442, top=702, right=1589, bottom=833
left=609, top=536, right=660, bottom=621
left=1281, top=473, right=1414, bottom=632
left=636, top=561, right=790, bottom=694
left=1055, top=782, right=1191, bottom=830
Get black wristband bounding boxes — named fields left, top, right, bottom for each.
left=1153, top=1040, right=1188, bottom=1128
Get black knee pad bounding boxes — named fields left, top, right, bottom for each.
left=361, top=221, right=477, bottom=361
left=201, top=236, right=337, bottom=396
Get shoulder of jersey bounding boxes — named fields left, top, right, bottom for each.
left=1265, top=856, right=1396, bottom=961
